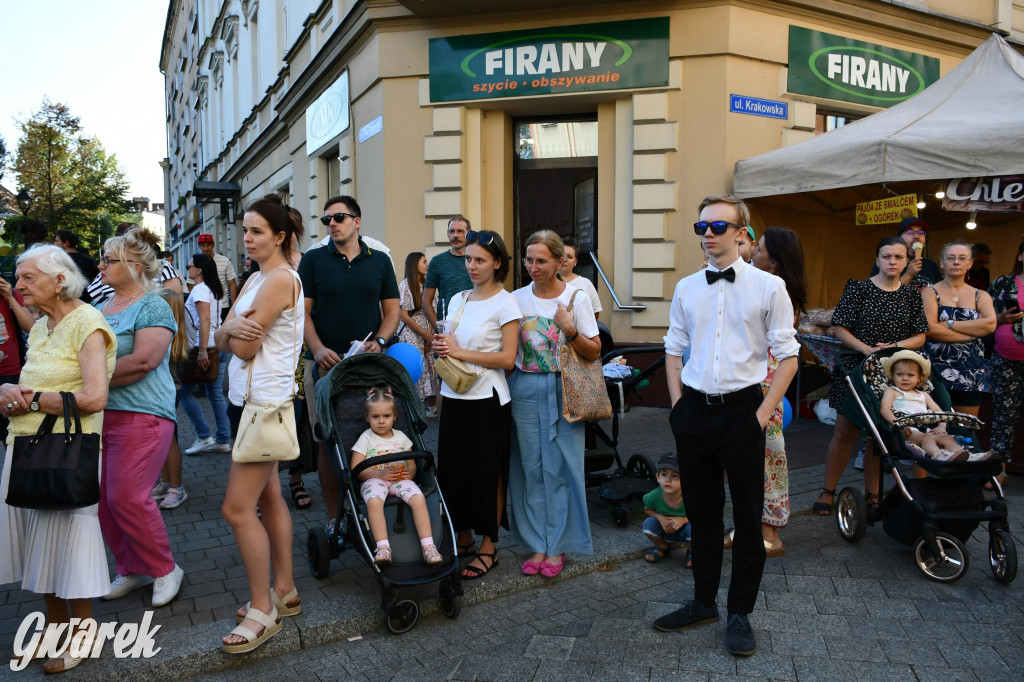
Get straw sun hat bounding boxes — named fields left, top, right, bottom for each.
left=883, top=349, right=931, bottom=381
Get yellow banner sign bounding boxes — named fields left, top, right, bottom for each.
left=855, top=193, right=918, bottom=226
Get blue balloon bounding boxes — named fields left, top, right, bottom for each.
left=385, top=343, right=423, bottom=384
left=781, top=397, right=793, bottom=430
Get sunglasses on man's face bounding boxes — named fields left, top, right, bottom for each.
left=319, top=212, right=356, bottom=226
left=694, top=221, right=744, bottom=236
left=466, top=230, right=494, bottom=246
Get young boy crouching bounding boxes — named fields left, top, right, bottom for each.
left=642, top=454, right=691, bottom=567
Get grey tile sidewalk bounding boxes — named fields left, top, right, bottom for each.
left=2, top=398, right=1021, bottom=681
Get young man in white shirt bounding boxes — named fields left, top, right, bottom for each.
left=655, top=195, right=799, bottom=657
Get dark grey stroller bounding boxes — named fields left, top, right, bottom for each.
left=307, top=353, right=462, bottom=633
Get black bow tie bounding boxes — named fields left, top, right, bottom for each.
left=705, top=267, right=736, bottom=285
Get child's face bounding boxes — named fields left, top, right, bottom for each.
left=366, top=402, right=396, bottom=435
left=736, top=234, right=753, bottom=262
left=891, top=360, right=923, bottom=391
left=657, top=468, right=681, bottom=495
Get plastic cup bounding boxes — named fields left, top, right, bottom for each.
left=435, top=320, right=452, bottom=336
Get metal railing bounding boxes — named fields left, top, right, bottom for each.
left=587, top=252, right=647, bottom=312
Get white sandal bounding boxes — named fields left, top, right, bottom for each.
left=42, top=635, right=96, bottom=674
left=222, top=605, right=281, bottom=654
left=235, top=587, right=302, bottom=623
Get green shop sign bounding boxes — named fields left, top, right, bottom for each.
left=788, top=26, right=940, bottom=107
left=429, top=17, right=669, bottom=103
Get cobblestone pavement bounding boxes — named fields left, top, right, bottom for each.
left=2, top=398, right=1022, bottom=680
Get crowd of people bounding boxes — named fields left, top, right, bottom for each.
left=0, top=191, right=1021, bottom=668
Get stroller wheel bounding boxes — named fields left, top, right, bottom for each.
left=914, top=531, right=969, bottom=582
left=989, top=528, right=1017, bottom=585
left=611, top=506, right=629, bottom=528
left=626, top=454, right=658, bottom=481
left=307, top=527, right=331, bottom=579
left=835, top=487, right=866, bottom=543
left=439, top=579, right=463, bottom=618
left=385, top=599, right=419, bottom=634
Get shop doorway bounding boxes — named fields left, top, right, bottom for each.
left=513, top=116, right=599, bottom=289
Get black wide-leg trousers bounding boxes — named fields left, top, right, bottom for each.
left=670, top=385, right=766, bottom=615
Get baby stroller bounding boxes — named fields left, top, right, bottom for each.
left=834, top=347, right=1016, bottom=584
left=586, top=346, right=665, bottom=527
left=307, top=353, right=463, bottom=633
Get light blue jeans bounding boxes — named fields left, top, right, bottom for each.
left=179, top=352, right=231, bottom=443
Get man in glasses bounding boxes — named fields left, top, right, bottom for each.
left=870, top=217, right=941, bottom=289
left=655, top=194, right=798, bottom=658
left=297, top=195, right=400, bottom=523
left=198, top=233, right=238, bottom=321
left=423, top=215, right=473, bottom=333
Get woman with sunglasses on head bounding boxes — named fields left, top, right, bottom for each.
left=432, top=230, right=521, bottom=579
left=558, top=237, right=602, bottom=321
left=814, top=236, right=929, bottom=516
left=178, top=253, right=232, bottom=458
left=508, top=230, right=600, bottom=578
left=921, top=241, right=996, bottom=417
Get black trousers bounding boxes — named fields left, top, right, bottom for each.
left=670, top=385, right=766, bottom=615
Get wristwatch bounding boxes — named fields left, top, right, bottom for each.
left=30, top=392, right=42, bottom=412
left=564, top=329, right=579, bottom=342
left=375, top=336, right=388, bottom=349
left=946, top=319, right=955, bottom=330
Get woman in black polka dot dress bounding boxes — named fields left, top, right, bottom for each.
left=814, top=236, right=929, bottom=515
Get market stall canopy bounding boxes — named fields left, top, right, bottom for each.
left=734, top=34, right=1024, bottom=199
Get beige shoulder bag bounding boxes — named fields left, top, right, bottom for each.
left=434, top=294, right=481, bottom=394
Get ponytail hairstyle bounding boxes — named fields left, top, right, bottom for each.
left=365, top=386, right=397, bottom=416
left=245, top=194, right=305, bottom=262
left=155, top=287, right=190, bottom=362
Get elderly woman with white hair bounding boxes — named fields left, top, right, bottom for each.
left=0, top=245, right=116, bottom=673
left=93, top=228, right=184, bottom=609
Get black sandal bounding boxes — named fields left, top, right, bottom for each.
left=813, top=488, right=836, bottom=516
left=290, top=481, right=312, bottom=510
left=462, top=551, right=497, bottom=580
left=457, top=540, right=477, bottom=558
left=864, top=492, right=879, bottom=514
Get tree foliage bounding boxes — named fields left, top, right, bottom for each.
left=7, top=99, right=131, bottom=252
left=0, top=133, right=8, bottom=184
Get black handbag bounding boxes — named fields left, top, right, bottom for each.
left=6, top=392, right=101, bottom=511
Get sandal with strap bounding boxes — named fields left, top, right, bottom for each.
left=457, top=540, right=477, bottom=558
left=462, top=551, right=498, bottom=580
left=864, top=492, right=879, bottom=514
left=374, top=545, right=392, bottom=565
left=422, top=543, right=443, bottom=564
left=222, top=606, right=281, bottom=654
left=236, top=587, right=302, bottom=623
left=645, top=545, right=670, bottom=563
left=41, top=635, right=96, bottom=674
left=813, top=488, right=836, bottom=516
left=289, top=481, right=312, bottom=510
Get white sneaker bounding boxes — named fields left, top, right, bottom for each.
left=159, top=488, right=189, bottom=509
left=854, top=449, right=865, bottom=471
left=152, top=564, right=184, bottom=607
left=206, top=441, right=232, bottom=453
left=184, top=436, right=215, bottom=455
left=102, top=574, right=153, bottom=600
left=150, top=482, right=170, bottom=500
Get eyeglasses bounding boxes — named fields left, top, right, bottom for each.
left=694, top=221, right=744, bottom=235
left=903, top=229, right=927, bottom=237
left=466, top=230, right=494, bottom=246
left=943, top=255, right=971, bottom=263
left=100, top=256, right=134, bottom=267
left=523, top=257, right=556, bottom=267
left=319, top=212, right=356, bottom=226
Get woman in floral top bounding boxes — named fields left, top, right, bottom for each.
left=988, top=235, right=1024, bottom=487
left=508, top=231, right=600, bottom=579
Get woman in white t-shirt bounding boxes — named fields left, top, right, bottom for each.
left=509, top=231, right=600, bottom=579
left=179, top=253, right=231, bottom=453
left=432, top=230, right=521, bottom=580
left=559, top=237, right=603, bottom=320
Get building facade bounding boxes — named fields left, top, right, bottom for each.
left=160, top=0, right=1024, bottom=342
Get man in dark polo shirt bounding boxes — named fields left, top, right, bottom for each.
left=423, top=215, right=473, bottom=332
left=298, top=194, right=399, bottom=523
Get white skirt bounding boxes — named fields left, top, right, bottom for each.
left=0, top=443, right=111, bottom=600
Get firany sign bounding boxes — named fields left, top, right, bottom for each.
left=943, top=176, right=1024, bottom=212
left=428, top=18, right=669, bottom=103
left=788, top=27, right=940, bottom=108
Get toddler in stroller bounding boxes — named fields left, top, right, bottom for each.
left=879, top=351, right=982, bottom=464
left=352, top=387, right=443, bottom=566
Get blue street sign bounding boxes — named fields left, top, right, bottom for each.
left=729, top=94, right=788, bottom=119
